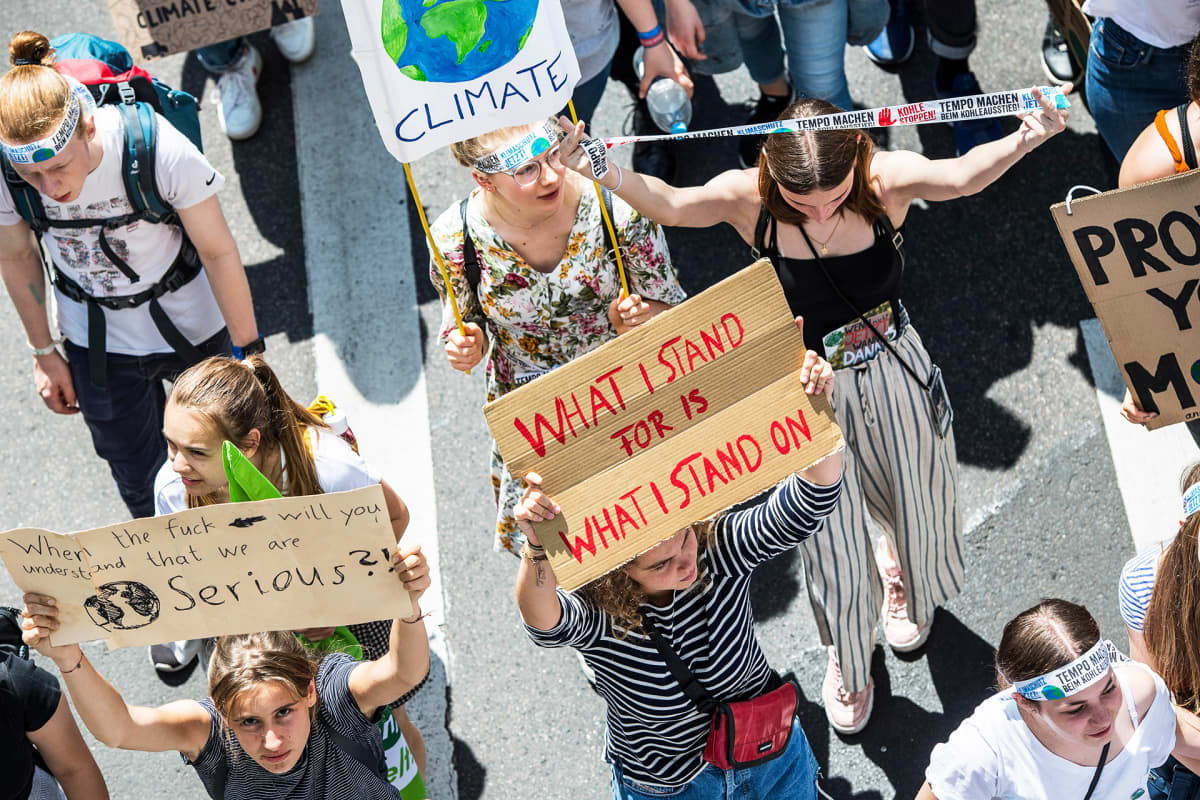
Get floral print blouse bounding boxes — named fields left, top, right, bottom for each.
left=429, top=186, right=686, bottom=553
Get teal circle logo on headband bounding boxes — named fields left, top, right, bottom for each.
left=31, top=148, right=55, bottom=163
left=530, top=137, right=550, bottom=157
left=1041, top=686, right=1066, bottom=700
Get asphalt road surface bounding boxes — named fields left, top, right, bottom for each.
left=0, top=2, right=1154, bottom=799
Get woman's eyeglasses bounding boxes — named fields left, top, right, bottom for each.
left=504, top=145, right=564, bottom=186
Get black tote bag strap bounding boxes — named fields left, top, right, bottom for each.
left=1082, top=742, right=1109, bottom=800
left=642, top=618, right=716, bottom=715
left=795, top=221, right=930, bottom=391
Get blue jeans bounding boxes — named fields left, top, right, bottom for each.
left=610, top=718, right=819, bottom=799
left=1084, top=17, right=1191, bottom=161
left=732, top=0, right=888, bottom=111
left=65, top=329, right=232, bottom=518
left=1148, top=756, right=1200, bottom=800
left=196, top=38, right=248, bottom=75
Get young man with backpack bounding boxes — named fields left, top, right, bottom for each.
left=0, top=607, right=109, bottom=800
left=0, top=31, right=262, bottom=524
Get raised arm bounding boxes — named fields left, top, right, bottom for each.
left=512, top=471, right=566, bottom=631
left=614, top=0, right=693, bottom=97
left=873, top=87, right=1069, bottom=220
left=558, top=117, right=760, bottom=237
left=176, top=194, right=259, bottom=350
left=20, top=594, right=211, bottom=759
left=347, top=541, right=432, bottom=715
left=26, top=694, right=110, bottom=800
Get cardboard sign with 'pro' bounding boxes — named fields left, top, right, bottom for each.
left=484, top=259, right=845, bottom=591
left=1051, top=169, right=1200, bottom=429
left=0, top=485, right=409, bottom=648
left=108, top=0, right=318, bottom=61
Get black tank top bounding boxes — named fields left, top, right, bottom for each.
left=753, top=207, right=906, bottom=354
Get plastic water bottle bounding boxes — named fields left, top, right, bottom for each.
left=633, top=46, right=692, bottom=134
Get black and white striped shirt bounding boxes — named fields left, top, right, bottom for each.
left=527, top=474, right=841, bottom=787
left=186, top=653, right=399, bottom=799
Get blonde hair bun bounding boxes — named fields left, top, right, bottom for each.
left=9, top=31, right=55, bottom=67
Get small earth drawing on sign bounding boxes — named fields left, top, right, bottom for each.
left=84, top=580, right=160, bottom=631
left=381, top=0, right=539, bottom=83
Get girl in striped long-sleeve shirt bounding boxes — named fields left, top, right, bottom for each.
left=515, top=321, right=843, bottom=800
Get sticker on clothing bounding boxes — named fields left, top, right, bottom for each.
left=822, top=300, right=898, bottom=369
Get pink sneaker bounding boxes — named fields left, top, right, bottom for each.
left=822, top=647, right=874, bottom=734
left=877, top=551, right=931, bottom=653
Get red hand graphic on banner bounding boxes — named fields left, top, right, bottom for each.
left=878, top=107, right=895, bottom=126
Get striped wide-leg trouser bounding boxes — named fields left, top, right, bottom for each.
left=800, top=325, right=964, bottom=693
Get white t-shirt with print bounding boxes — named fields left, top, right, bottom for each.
left=0, top=105, right=226, bottom=356
left=926, top=663, right=1175, bottom=800
left=154, top=427, right=382, bottom=515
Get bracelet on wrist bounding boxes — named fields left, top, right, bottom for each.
left=606, top=162, right=624, bottom=192
left=59, top=650, right=85, bottom=674
left=232, top=335, right=266, bottom=360
left=28, top=336, right=65, bottom=357
left=639, top=31, right=666, bottom=48
left=401, top=611, right=431, bottom=624
left=521, top=543, right=548, bottom=562
left=637, top=24, right=661, bottom=42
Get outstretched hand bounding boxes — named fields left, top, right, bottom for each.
left=557, top=117, right=604, bottom=181
left=638, top=41, right=694, bottom=99
left=1015, top=85, right=1070, bottom=153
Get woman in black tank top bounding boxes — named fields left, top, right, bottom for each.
left=558, top=91, right=1068, bottom=734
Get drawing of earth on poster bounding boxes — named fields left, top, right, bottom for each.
left=381, top=0, right=539, bottom=82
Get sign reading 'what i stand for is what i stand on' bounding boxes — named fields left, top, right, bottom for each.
left=0, top=485, right=410, bottom=648
left=485, top=260, right=845, bottom=592
left=1052, top=169, right=1200, bottom=429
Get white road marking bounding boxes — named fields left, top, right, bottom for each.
left=292, top=7, right=456, bottom=797
left=1080, top=318, right=1196, bottom=553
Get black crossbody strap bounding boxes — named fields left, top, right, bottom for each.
left=642, top=618, right=716, bottom=715
left=1178, top=103, right=1198, bottom=170
left=1083, top=742, right=1109, bottom=800
left=796, top=220, right=930, bottom=391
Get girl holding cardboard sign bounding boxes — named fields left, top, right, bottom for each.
left=514, top=330, right=842, bottom=800
left=557, top=87, right=1068, bottom=733
left=426, top=118, right=686, bottom=556
left=18, top=547, right=428, bottom=800
left=149, top=355, right=428, bottom=785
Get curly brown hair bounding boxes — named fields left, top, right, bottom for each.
left=579, top=519, right=716, bottom=639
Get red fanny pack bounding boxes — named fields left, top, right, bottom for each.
left=646, top=621, right=798, bottom=770
left=703, top=677, right=799, bottom=769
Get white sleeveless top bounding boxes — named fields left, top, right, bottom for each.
left=926, top=662, right=1175, bottom=800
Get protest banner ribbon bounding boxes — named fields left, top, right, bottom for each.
left=601, top=86, right=1071, bottom=147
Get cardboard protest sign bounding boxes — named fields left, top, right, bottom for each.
left=0, top=485, right=410, bottom=648
left=107, top=0, right=317, bottom=61
left=484, top=260, right=844, bottom=591
left=343, top=0, right=579, bottom=163
left=1051, top=169, right=1200, bottom=429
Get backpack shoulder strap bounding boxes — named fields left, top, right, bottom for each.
left=116, top=91, right=173, bottom=222
left=1178, top=103, right=1198, bottom=170
left=0, top=153, right=48, bottom=233
left=459, top=197, right=481, bottom=297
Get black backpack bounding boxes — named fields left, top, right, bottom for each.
left=0, top=606, right=29, bottom=661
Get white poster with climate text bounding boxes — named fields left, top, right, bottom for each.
left=345, top=0, right=580, bottom=163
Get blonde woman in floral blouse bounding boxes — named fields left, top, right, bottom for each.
left=428, top=118, right=686, bottom=554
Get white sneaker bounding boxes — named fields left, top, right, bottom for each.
left=214, top=43, right=263, bottom=141
left=149, top=638, right=203, bottom=672
left=271, top=17, right=316, bottom=63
